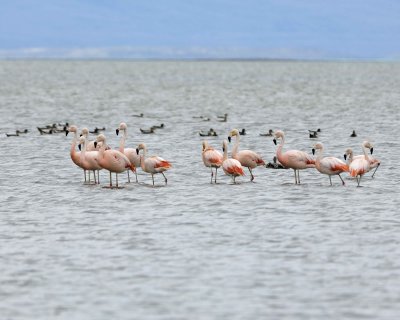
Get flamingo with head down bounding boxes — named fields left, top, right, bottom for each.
left=344, top=141, right=380, bottom=178
left=94, top=134, right=135, bottom=188
left=346, top=141, right=375, bottom=186
left=202, top=140, right=223, bottom=183
left=312, top=142, right=348, bottom=186
left=228, top=128, right=265, bottom=181
left=116, top=122, right=141, bottom=183
left=273, top=130, right=315, bottom=184
left=136, top=143, right=171, bottom=186
left=222, top=140, right=245, bottom=184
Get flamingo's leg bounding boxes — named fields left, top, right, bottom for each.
left=248, top=168, right=254, bottom=181
left=215, top=168, right=218, bottom=183
left=162, top=172, right=167, bottom=185
left=371, top=164, right=380, bottom=178
left=338, top=174, right=345, bottom=186
left=329, top=175, right=332, bottom=186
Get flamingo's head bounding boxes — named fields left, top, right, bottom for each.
left=312, top=142, right=324, bottom=155
left=81, top=127, right=89, bottom=137
left=273, top=130, right=284, bottom=145
left=344, top=148, right=353, bottom=161
left=228, top=128, right=239, bottom=143
left=363, top=141, right=373, bottom=154
left=66, top=125, right=78, bottom=136
left=136, top=143, right=146, bottom=155
left=116, top=122, right=127, bottom=136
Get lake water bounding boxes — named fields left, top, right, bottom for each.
left=0, top=60, right=399, bottom=319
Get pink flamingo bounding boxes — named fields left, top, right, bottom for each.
left=94, top=134, right=135, bottom=188
left=347, top=141, right=374, bottom=186
left=344, top=142, right=380, bottom=178
left=202, top=140, right=223, bottom=183
left=273, top=130, right=315, bottom=184
left=222, top=140, right=245, bottom=184
left=136, top=143, right=171, bottom=186
left=228, top=128, right=265, bottom=181
left=78, top=136, right=103, bottom=184
left=66, top=125, right=88, bottom=182
left=312, top=142, right=348, bottom=186
left=116, top=122, right=140, bottom=183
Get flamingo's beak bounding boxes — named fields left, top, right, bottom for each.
left=94, top=141, right=97, bottom=148
left=273, top=139, right=277, bottom=145
left=344, top=154, right=347, bottom=160
left=136, top=148, right=139, bottom=155
left=370, top=147, right=373, bottom=154
left=78, top=144, right=81, bottom=151
left=116, top=129, right=119, bottom=136
left=80, top=134, right=82, bottom=137
left=66, top=130, right=69, bottom=136
left=222, top=147, right=225, bottom=152
left=228, top=136, right=231, bottom=143
left=312, top=148, right=315, bottom=155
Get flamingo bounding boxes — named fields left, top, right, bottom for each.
left=66, top=125, right=88, bottom=182
left=202, top=140, right=223, bottom=183
left=222, top=140, right=245, bottom=184
left=77, top=136, right=103, bottom=184
left=312, top=142, right=348, bottom=186
left=94, top=134, right=135, bottom=188
left=344, top=142, right=380, bottom=178
left=136, top=143, right=171, bottom=186
left=80, top=128, right=100, bottom=151
left=228, top=128, right=265, bottom=181
left=116, top=122, right=140, bottom=183
left=273, top=130, right=315, bottom=184
left=348, top=141, right=374, bottom=187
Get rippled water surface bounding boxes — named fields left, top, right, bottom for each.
left=1, top=61, right=400, bottom=319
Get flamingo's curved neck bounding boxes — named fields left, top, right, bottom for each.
left=315, top=147, right=324, bottom=162
left=140, top=147, right=147, bottom=171
left=80, top=141, right=86, bottom=163
left=98, top=139, right=107, bottom=158
left=223, top=143, right=228, bottom=161
left=362, top=144, right=370, bottom=161
left=346, top=151, right=353, bottom=165
left=119, top=129, right=127, bottom=153
left=276, top=135, right=285, bottom=161
left=70, top=131, right=78, bottom=156
left=232, top=134, right=240, bottom=158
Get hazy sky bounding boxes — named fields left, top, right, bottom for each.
left=1, top=0, right=399, bottom=59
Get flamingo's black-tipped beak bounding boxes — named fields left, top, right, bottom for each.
left=370, top=147, right=373, bottom=154
left=222, top=147, right=225, bottom=152
left=78, top=144, right=81, bottom=151
left=228, top=136, right=231, bottom=143
left=344, top=154, right=347, bottom=160
left=136, top=148, right=139, bottom=155
left=80, top=134, right=82, bottom=137
left=94, top=141, right=97, bottom=148
left=116, top=129, right=119, bottom=136
left=66, top=130, right=69, bottom=136
left=273, top=138, right=277, bottom=145
left=312, top=148, right=315, bottom=155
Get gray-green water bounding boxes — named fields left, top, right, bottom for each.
left=0, top=61, right=399, bottom=319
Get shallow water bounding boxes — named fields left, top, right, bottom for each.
left=0, top=61, right=400, bottom=319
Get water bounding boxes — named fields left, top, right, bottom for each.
left=0, top=61, right=400, bottom=319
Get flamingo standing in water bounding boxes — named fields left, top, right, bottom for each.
left=222, top=140, right=245, bottom=184
left=116, top=122, right=140, bottom=183
left=344, top=142, right=380, bottom=178
left=202, top=140, right=223, bottom=183
left=346, top=141, right=375, bottom=186
left=136, top=143, right=171, bottom=186
left=95, top=134, right=135, bottom=188
left=77, top=136, right=103, bottom=184
left=228, top=128, right=265, bottom=181
left=273, top=130, right=315, bottom=184
left=312, top=142, right=348, bottom=186
left=66, top=125, right=88, bottom=182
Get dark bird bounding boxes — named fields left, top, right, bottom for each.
left=217, top=113, right=228, bottom=122
left=151, top=123, right=165, bottom=129
left=133, top=113, right=144, bottom=117
left=260, top=129, right=274, bottom=137
left=239, top=128, right=246, bottom=135
left=140, top=127, right=155, bottom=134
left=89, top=127, right=106, bottom=134
left=37, top=127, right=55, bottom=135
left=5, top=129, right=28, bottom=137
left=308, top=130, right=318, bottom=138
left=350, top=130, right=357, bottom=137
left=266, top=156, right=286, bottom=169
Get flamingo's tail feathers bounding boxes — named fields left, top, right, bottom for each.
left=127, top=163, right=136, bottom=172
left=155, top=160, right=172, bottom=169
